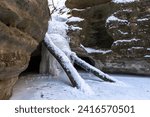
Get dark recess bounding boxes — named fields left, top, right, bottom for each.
left=22, top=55, right=95, bottom=74
left=22, top=55, right=41, bottom=74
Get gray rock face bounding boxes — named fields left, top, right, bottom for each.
left=0, top=0, right=49, bottom=99
left=103, top=0, right=150, bottom=74
left=66, top=0, right=150, bottom=75
left=67, top=0, right=113, bottom=50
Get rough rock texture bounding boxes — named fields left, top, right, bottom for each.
left=66, top=0, right=150, bottom=75
left=66, top=0, right=113, bottom=50
left=66, top=0, right=111, bottom=9
left=0, top=0, right=49, bottom=99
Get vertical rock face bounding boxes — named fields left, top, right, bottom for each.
left=106, top=1, right=150, bottom=57
left=66, top=0, right=113, bottom=50
left=66, top=0, right=150, bottom=75
left=65, top=0, right=111, bottom=8
left=0, top=0, right=49, bottom=99
left=101, top=0, right=150, bottom=75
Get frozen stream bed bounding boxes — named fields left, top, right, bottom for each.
left=10, top=72, right=150, bottom=100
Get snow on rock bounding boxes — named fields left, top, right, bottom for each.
left=127, top=47, right=144, bottom=51
left=128, top=47, right=144, bottom=50
left=72, top=8, right=85, bottom=11
left=81, top=45, right=112, bottom=54
left=118, top=30, right=128, bottom=35
left=137, top=18, right=149, bottom=22
left=85, top=47, right=112, bottom=54
left=112, top=0, right=139, bottom=4
left=67, top=17, right=84, bottom=23
left=131, top=47, right=144, bottom=49
left=122, top=9, right=133, bottom=12
left=106, top=15, right=128, bottom=23
left=144, top=55, right=150, bottom=58
left=147, top=48, right=150, bottom=51
left=113, top=38, right=140, bottom=45
left=69, top=26, right=82, bottom=31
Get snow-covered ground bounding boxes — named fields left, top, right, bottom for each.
left=10, top=72, right=150, bottom=100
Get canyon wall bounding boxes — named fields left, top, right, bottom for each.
left=0, top=0, right=49, bottom=99
left=66, top=0, right=150, bottom=75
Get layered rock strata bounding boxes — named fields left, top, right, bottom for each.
left=0, top=0, right=49, bottom=99
left=66, top=0, right=150, bottom=75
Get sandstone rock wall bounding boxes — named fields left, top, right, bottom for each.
left=66, top=0, right=113, bottom=51
left=66, top=0, right=150, bottom=75
left=66, top=0, right=111, bottom=9
left=0, top=0, right=49, bottom=99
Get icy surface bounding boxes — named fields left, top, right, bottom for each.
left=41, top=0, right=71, bottom=75
left=41, top=0, right=94, bottom=94
left=11, top=72, right=150, bottom=100
left=44, top=33, right=94, bottom=94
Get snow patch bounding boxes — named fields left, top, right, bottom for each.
left=112, top=0, right=139, bottom=3
left=69, top=26, right=82, bottom=31
left=72, top=8, right=85, bottom=11
left=81, top=45, right=112, bottom=54
left=113, top=38, right=140, bottom=45
left=144, top=55, right=150, bottom=58
left=147, top=48, right=150, bottom=51
left=106, top=15, right=128, bottom=23
left=137, top=18, right=149, bottom=22
left=131, top=47, right=144, bottom=49
left=67, top=17, right=84, bottom=23
left=118, top=30, right=128, bottom=35
left=122, top=9, right=133, bottom=12
left=85, top=48, right=112, bottom=54
left=127, top=47, right=144, bottom=51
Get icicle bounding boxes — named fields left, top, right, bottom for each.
left=39, top=43, right=61, bottom=76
